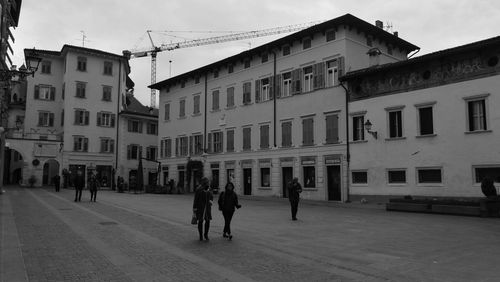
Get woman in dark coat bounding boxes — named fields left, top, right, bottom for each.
left=88, top=174, right=100, bottom=202
left=218, top=182, right=241, bottom=240
left=193, top=177, right=213, bottom=241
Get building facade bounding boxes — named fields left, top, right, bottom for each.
left=4, top=45, right=131, bottom=187
left=342, top=36, right=500, bottom=199
left=151, top=14, right=417, bottom=201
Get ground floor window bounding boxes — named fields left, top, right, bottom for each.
left=352, top=170, right=368, bottom=184
left=417, top=168, right=442, bottom=184
left=227, top=169, right=235, bottom=184
left=474, top=166, right=500, bottom=183
left=261, top=167, right=270, bottom=187
left=388, top=169, right=406, bottom=184
left=303, top=166, right=315, bottom=188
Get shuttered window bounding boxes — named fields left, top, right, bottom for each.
left=468, top=99, right=487, bottom=131
left=260, top=124, right=269, bottom=149
left=388, top=110, right=403, bottom=138
left=325, top=114, right=339, bottom=144
left=352, top=115, right=364, bottom=141
left=164, top=103, right=170, bottom=121
left=281, top=121, right=292, bottom=147
left=212, top=90, right=219, bottom=111
left=302, top=118, right=314, bottom=146
left=38, top=112, right=54, bottom=127
left=74, top=109, right=89, bottom=125
left=243, top=82, right=252, bottom=104
left=193, top=95, right=200, bottom=114
left=243, top=127, right=251, bottom=150
left=226, top=87, right=235, bottom=107
left=226, top=130, right=234, bottom=152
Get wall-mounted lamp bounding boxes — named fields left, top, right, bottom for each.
left=364, top=119, right=378, bottom=139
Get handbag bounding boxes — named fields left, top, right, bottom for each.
left=191, top=214, right=197, bottom=225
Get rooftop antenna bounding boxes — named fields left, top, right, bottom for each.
left=384, top=22, right=393, bottom=33
left=169, top=60, right=172, bottom=78
left=80, top=31, right=87, bottom=47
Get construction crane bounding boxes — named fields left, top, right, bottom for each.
left=127, top=20, right=323, bottom=108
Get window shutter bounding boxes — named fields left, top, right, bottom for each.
left=160, top=140, right=164, bottom=158
left=326, top=115, right=338, bottom=143
left=314, top=62, right=325, bottom=90
left=175, top=138, right=179, bottom=156
left=100, top=139, right=105, bottom=152
left=110, top=140, right=115, bottom=153
left=292, top=69, right=302, bottom=95
left=138, top=121, right=143, bottom=133
left=269, top=76, right=274, bottom=99
left=189, top=136, right=193, bottom=155
left=275, top=74, right=281, bottom=98
left=139, top=146, right=143, bottom=158
left=74, top=138, right=78, bottom=151
left=74, top=110, right=79, bottom=124
left=338, top=56, right=345, bottom=76
left=50, top=87, right=56, bottom=100
left=111, top=114, right=115, bottom=127
left=97, top=112, right=101, bottom=126
left=83, top=138, right=88, bottom=151
left=38, top=113, right=43, bottom=126
left=220, top=132, right=224, bottom=153
left=127, top=145, right=131, bottom=159
left=207, top=133, right=212, bottom=153
left=34, top=85, right=40, bottom=99
left=49, top=113, right=54, bottom=127
left=84, top=111, right=89, bottom=125
left=481, top=100, right=487, bottom=130
left=255, top=79, right=261, bottom=103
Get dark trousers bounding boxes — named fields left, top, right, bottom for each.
left=55, top=184, right=60, bottom=192
left=74, top=188, right=82, bottom=201
left=197, top=219, right=210, bottom=238
left=290, top=200, right=299, bottom=219
left=222, top=210, right=235, bottom=235
left=90, top=190, right=97, bottom=201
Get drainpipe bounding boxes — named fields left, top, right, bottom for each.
left=340, top=82, right=350, bottom=203
left=203, top=73, right=208, bottom=153
left=115, top=59, right=122, bottom=190
left=272, top=50, right=277, bottom=147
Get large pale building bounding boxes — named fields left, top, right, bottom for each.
left=151, top=14, right=418, bottom=201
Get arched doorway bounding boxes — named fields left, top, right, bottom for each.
left=2, top=147, right=24, bottom=185
left=43, top=159, right=60, bottom=185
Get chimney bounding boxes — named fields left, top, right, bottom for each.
left=375, top=20, right=383, bottom=29
left=10, top=65, right=17, bottom=71
left=122, top=50, right=131, bottom=59
left=393, top=31, right=398, bottom=37
left=367, top=48, right=382, bottom=67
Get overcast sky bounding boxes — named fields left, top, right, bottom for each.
left=11, top=0, right=500, bottom=106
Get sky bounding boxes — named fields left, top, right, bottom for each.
left=11, top=0, right=500, bottom=107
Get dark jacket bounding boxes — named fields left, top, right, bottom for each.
left=218, top=190, right=241, bottom=212
left=88, top=177, right=100, bottom=191
left=193, top=186, right=213, bottom=220
left=287, top=181, right=302, bottom=202
left=74, top=174, right=85, bottom=190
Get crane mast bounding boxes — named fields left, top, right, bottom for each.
left=128, top=20, right=323, bottom=108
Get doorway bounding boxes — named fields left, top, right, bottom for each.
left=282, top=167, right=293, bottom=198
left=243, top=168, right=252, bottom=195
left=327, top=165, right=341, bottom=201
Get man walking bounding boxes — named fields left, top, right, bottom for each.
left=53, top=174, right=61, bottom=192
left=74, top=170, right=85, bottom=202
left=287, top=177, right=302, bottom=220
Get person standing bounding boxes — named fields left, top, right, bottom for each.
left=193, top=177, right=213, bottom=241
left=218, top=182, right=241, bottom=240
left=53, top=174, right=61, bottom=192
left=74, top=170, right=85, bottom=202
left=287, top=177, right=302, bottom=220
left=88, top=173, right=100, bottom=202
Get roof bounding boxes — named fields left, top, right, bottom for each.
left=121, top=94, right=158, bottom=118
left=150, top=13, right=419, bottom=90
left=341, top=35, right=500, bottom=81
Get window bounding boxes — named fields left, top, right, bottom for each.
left=303, top=66, right=313, bottom=92
left=417, top=168, right=442, bottom=184
left=467, top=99, right=487, bottom=131
left=326, top=30, right=336, bottom=42
left=260, top=78, right=270, bottom=102
left=97, top=112, right=115, bottom=127
left=228, top=64, right=234, bottom=74
left=175, top=136, right=188, bottom=156
left=388, top=170, right=406, bottom=184
left=179, top=99, right=186, bottom=117
left=226, top=87, right=235, bottom=107
left=74, top=109, right=89, bottom=125
left=283, top=45, right=290, bottom=56
left=261, top=53, right=268, bottom=63
left=193, top=95, right=200, bottom=114
left=102, top=86, right=112, bottom=101
left=388, top=110, right=403, bottom=138
left=161, top=138, right=172, bottom=158
left=367, top=36, right=373, bottom=47
left=213, top=69, right=219, bottom=78
left=193, top=134, right=203, bottom=155
left=474, top=166, right=500, bottom=183
left=243, top=127, right=251, bottom=150
left=243, top=82, right=251, bottom=105
left=100, top=138, right=115, bottom=153
left=352, top=171, right=368, bottom=184
left=38, top=112, right=54, bottom=127
left=73, top=136, right=89, bottom=152
left=61, top=111, right=64, bottom=126
left=195, top=76, right=200, bottom=84
left=41, top=61, right=51, bottom=74
left=212, top=90, right=219, bottom=111
left=213, top=131, right=223, bottom=153
left=77, top=56, right=87, bottom=71
left=127, top=144, right=141, bottom=159
left=325, top=114, right=339, bottom=144
left=226, top=129, right=234, bottom=152
left=352, top=115, right=365, bottom=141
left=418, top=106, right=434, bottom=135
left=62, top=83, right=65, bottom=100
left=164, top=103, right=170, bottom=121
left=76, top=82, right=86, bottom=98
left=302, top=117, right=314, bottom=146
left=180, top=81, right=185, bottom=88
left=303, top=38, right=311, bottom=49
left=326, top=59, right=339, bottom=87
left=104, top=61, right=113, bottom=75
left=128, top=119, right=142, bottom=133
left=146, top=146, right=158, bottom=161
left=34, top=85, right=55, bottom=100
left=282, top=72, right=292, bottom=97
left=260, top=124, right=269, bottom=149
left=261, top=168, right=270, bottom=187
left=303, top=166, right=315, bottom=188
left=147, top=122, right=158, bottom=135
left=281, top=121, right=292, bottom=147
left=244, top=60, right=250, bottom=69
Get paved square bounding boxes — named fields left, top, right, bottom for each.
left=2, top=186, right=500, bottom=281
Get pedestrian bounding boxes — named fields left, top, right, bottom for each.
left=53, top=174, right=61, bottom=192
left=74, top=170, right=85, bottom=202
left=287, top=177, right=302, bottom=220
left=117, top=176, right=124, bottom=193
left=192, top=177, right=213, bottom=241
left=88, top=173, right=100, bottom=202
left=218, top=182, right=241, bottom=240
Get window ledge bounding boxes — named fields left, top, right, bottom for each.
left=178, top=116, right=186, bottom=120
left=164, top=119, right=170, bottom=123
left=387, top=183, right=407, bottom=186
left=351, top=183, right=368, bottom=186
left=323, top=141, right=342, bottom=145
left=351, top=140, right=368, bottom=144
left=258, top=187, right=272, bottom=190
left=416, top=134, right=437, bottom=138
left=210, top=109, right=221, bottom=113
left=259, top=147, right=271, bottom=151
left=465, top=130, right=492, bottom=135
left=385, top=137, right=406, bottom=141
left=225, top=106, right=236, bottom=110
left=242, top=102, right=253, bottom=106
left=192, top=113, right=201, bottom=117
left=301, top=144, right=316, bottom=147
left=303, top=188, right=318, bottom=191
left=416, top=183, right=444, bottom=187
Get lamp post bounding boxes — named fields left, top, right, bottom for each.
left=0, top=48, right=42, bottom=193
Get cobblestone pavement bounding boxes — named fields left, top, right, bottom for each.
left=2, top=186, right=500, bottom=281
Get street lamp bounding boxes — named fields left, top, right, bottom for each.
left=364, top=119, right=378, bottom=139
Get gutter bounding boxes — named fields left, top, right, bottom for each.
left=203, top=73, right=208, bottom=153
left=340, top=82, right=351, bottom=203
left=115, top=59, right=122, bottom=189
left=272, top=50, right=277, bottom=147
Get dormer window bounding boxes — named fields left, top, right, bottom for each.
left=303, top=38, right=311, bottom=49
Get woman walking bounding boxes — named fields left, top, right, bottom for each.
left=193, top=177, right=213, bottom=241
left=88, top=174, right=100, bottom=202
left=218, top=182, right=241, bottom=240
